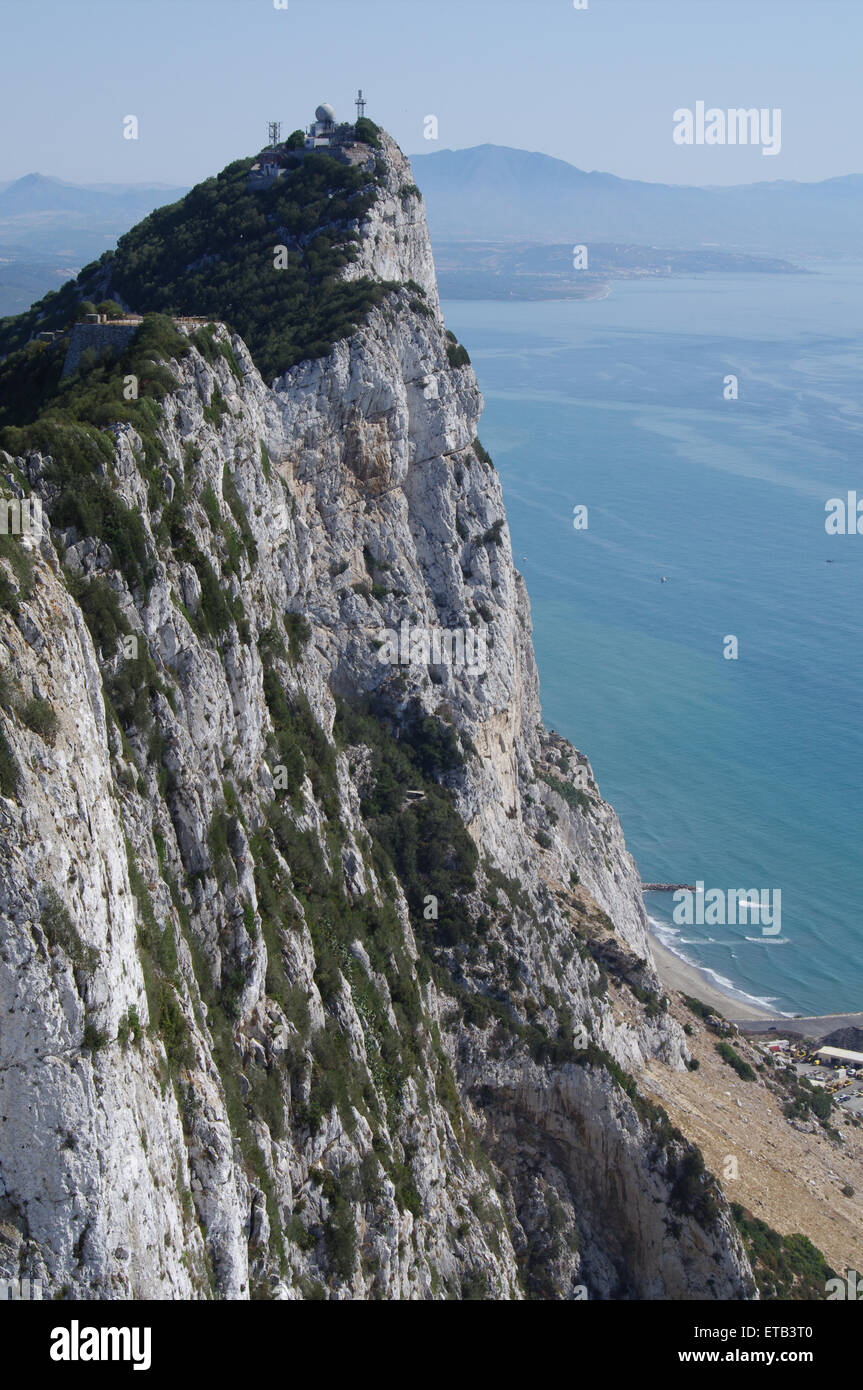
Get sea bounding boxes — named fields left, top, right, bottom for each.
left=442, top=263, right=863, bottom=1018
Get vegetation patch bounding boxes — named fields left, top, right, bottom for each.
left=125, top=838, right=193, bottom=1074
left=262, top=665, right=338, bottom=816
left=24, top=155, right=398, bottom=380
left=715, top=1040, right=755, bottom=1081
left=731, top=1203, right=835, bottom=1299
left=0, top=530, right=36, bottom=614
left=682, top=993, right=722, bottom=1022
left=284, top=612, right=311, bottom=663
left=40, top=885, right=99, bottom=973
left=541, top=772, right=591, bottom=815
left=20, top=696, right=59, bottom=745
left=0, top=726, right=20, bottom=797
left=335, top=697, right=476, bottom=948
left=445, top=331, right=470, bottom=369
left=66, top=574, right=129, bottom=656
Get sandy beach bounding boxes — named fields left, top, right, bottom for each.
left=648, top=929, right=779, bottom=1022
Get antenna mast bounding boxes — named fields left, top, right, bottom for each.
left=355, top=89, right=366, bottom=121
left=267, top=120, right=282, bottom=148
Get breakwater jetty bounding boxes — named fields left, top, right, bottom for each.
left=640, top=883, right=697, bottom=893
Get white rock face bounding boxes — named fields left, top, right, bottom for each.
left=340, top=133, right=441, bottom=317
left=0, top=133, right=754, bottom=1301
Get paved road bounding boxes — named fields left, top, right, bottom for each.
left=733, top=1012, right=863, bottom=1039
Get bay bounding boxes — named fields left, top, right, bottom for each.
left=443, top=266, right=863, bottom=1016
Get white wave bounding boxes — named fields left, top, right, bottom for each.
left=647, top=917, right=791, bottom=1016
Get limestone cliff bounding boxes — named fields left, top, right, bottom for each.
left=0, top=130, right=755, bottom=1300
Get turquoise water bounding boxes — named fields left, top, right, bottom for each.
left=443, top=267, right=863, bottom=1017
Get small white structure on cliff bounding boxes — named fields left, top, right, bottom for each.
left=247, top=156, right=284, bottom=191
left=305, top=103, right=336, bottom=149
left=248, top=97, right=368, bottom=190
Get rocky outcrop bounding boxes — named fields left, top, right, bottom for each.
left=0, top=130, right=754, bottom=1300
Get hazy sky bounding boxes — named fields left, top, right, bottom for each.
left=2, top=0, right=859, bottom=187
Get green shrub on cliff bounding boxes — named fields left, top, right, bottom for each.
left=715, top=1039, right=755, bottom=1081
left=731, top=1203, right=835, bottom=1299
left=445, top=330, right=471, bottom=368
left=20, top=696, right=59, bottom=745
left=334, top=697, right=477, bottom=948
left=0, top=531, right=35, bottom=612
left=0, top=728, right=19, bottom=797
left=0, top=315, right=194, bottom=594
left=354, top=117, right=381, bottom=148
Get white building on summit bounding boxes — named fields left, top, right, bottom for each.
left=305, top=103, right=337, bottom=149
left=247, top=95, right=371, bottom=189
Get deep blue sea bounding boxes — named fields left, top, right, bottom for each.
left=443, top=265, right=863, bottom=1017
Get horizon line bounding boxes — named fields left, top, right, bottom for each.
left=3, top=141, right=862, bottom=196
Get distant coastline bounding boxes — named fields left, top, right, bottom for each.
left=431, top=239, right=802, bottom=303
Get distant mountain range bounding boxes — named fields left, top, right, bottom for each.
left=0, top=174, right=189, bottom=317
left=409, top=145, right=863, bottom=259
left=0, top=172, right=187, bottom=217
left=1, top=148, right=861, bottom=321
left=0, top=174, right=188, bottom=246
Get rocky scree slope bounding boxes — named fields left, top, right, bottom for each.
left=0, top=130, right=754, bottom=1300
